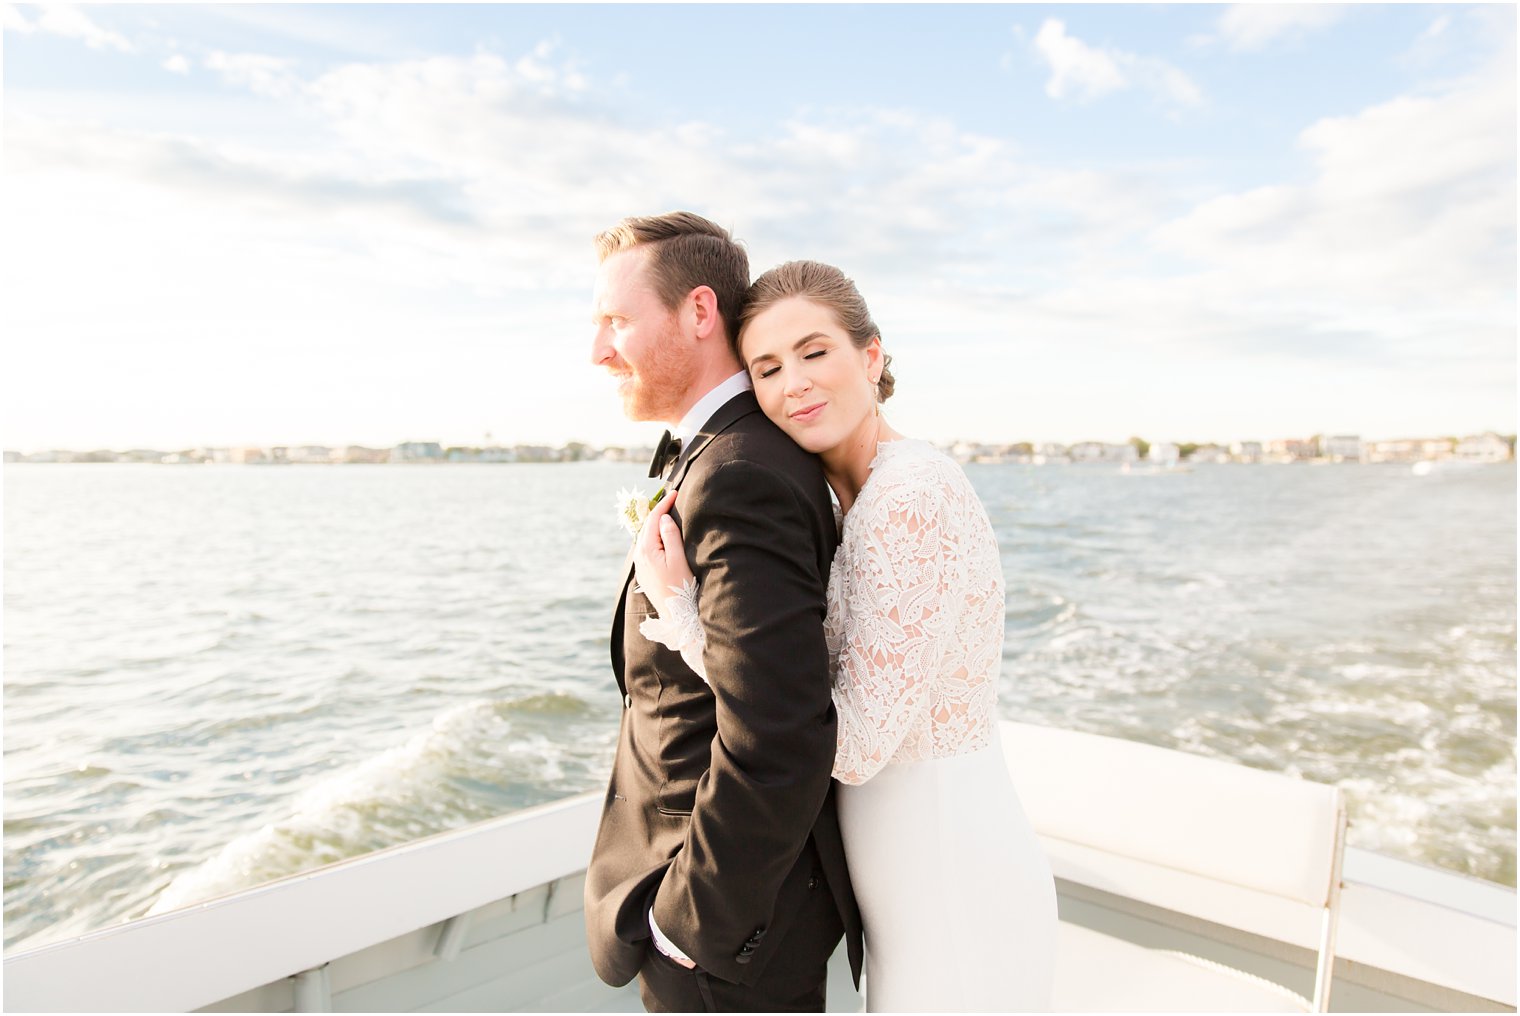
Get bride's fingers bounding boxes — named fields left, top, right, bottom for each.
left=658, top=515, right=683, bottom=566
left=637, top=505, right=664, bottom=558
left=645, top=525, right=666, bottom=562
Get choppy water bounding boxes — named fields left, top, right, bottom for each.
left=4, top=460, right=1515, bottom=953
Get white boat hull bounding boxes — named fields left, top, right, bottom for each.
left=5, top=725, right=1513, bottom=1013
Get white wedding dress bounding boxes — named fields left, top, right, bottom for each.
left=642, top=439, right=1057, bottom=1012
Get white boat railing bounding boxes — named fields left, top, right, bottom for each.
left=4, top=724, right=1513, bottom=1012
left=2, top=792, right=606, bottom=1013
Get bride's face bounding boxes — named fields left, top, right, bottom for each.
left=740, top=297, right=882, bottom=456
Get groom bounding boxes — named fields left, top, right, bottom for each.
left=583, top=211, right=862, bottom=1012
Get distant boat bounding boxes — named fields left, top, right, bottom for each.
left=1412, top=460, right=1487, bottom=476
left=1122, top=461, right=1192, bottom=475
left=4, top=722, right=1513, bottom=1013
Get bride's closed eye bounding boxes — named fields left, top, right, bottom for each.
left=751, top=346, right=827, bottom=381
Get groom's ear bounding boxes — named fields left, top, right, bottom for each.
left=685, top=285, right=721, bottom=342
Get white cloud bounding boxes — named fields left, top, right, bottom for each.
left=3, top=34, right=1511, bottom=448
left=162, top=53, right=190, bottom=75
left=1, top=4, right=32, bottom=33
left=1154, top=62, right=1514, bottom=313
left=1215, top=4, right=1347, bottom=52
left=1399, top=10, right=1480, bottom=70
left=1420, top=15, right=1452, bottom=42
left=1033, top=19, right=1202, bottom=108
left=205, top=51, right=301, bottom=99
left=3, top=43, right=1168, bottom=447
left=199, top=4, right=409, bottom=62
left=1136, top=58, right=1204, bottom=109
left=6, top=3, right=135, bottom=52
left=919, top=46, right=1512, bottom=441
left=1034, top=19, right=1126, bottom=100
left=1110, top=59, right=1516, bottom=424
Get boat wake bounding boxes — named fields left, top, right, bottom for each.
left=147, top=695, right=609, bottom=917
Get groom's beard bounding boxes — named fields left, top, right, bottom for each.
left=620, top=325, right=696, bottom=423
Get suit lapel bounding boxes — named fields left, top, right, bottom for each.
left=666, top=389, right=760, bottom=490
left=608, top=390, right=762, bottom=697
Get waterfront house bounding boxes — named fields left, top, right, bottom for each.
left=336, top=446, right=388, bottom=464
left=1148, top=442, right=1180, bottom=466
left=1069, top=442, right=1138, bottom=464
left=950, top=441, right=1016, bottom=464
left=1068, top=441, right=1106, bottom=463
left=1035, top=442, right=1071, bottom=464
left=1455, top=432, right=1512, bottom=463
left=1265, top=438, right=1315, bottom=462
left=511, top=445, right=562, bottom=463
left=1230, top=441, right=1264, bottom=464
left=1189, top=444, right=1229, bottom=464
left=1321, top=435, right=1364, bottom=462
left=390, top=442, right=445, bottom=464
left=1366, top=439, right=1422, bottom=463
left=290, top=446, right=335, bottom=464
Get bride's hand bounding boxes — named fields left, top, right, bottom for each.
left=633, top=487, right=692, bottom=616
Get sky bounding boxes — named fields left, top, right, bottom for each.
left=1, top=3, right=1514, bottom=452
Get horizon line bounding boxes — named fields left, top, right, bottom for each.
left=6, top=429, right=1517, bottom=460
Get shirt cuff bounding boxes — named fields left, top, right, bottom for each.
left=648, top=908, right=695, bottom=966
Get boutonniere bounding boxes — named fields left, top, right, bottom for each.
left=615, top=485, right=666, bottom=537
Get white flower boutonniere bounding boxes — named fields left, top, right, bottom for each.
left=615, top=485, right=666, bottom=537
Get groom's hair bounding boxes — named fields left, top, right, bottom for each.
left=594, top=211, right=749, bottom=344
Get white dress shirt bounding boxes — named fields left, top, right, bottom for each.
left=672, top=370, right=752, bottom=444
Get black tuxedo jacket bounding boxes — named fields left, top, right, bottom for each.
left=584, top=390, right=864, bottom=990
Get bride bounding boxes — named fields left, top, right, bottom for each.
left=633, top=260, right=1057, bottom=1012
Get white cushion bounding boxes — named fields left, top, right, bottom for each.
left=1002, top=722, right=1342, bottom=907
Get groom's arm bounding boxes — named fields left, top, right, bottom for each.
left=649, top=456, right=836, bottom=984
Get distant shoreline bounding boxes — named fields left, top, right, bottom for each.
left=5, top=431, right=1515, bottom=469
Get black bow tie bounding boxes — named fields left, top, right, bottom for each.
left=648, top=429, right=682, bottom=479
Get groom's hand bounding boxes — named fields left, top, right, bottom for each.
left=648, top=908, right=698, bottom=969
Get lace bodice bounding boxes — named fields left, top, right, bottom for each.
left=639, top=439, right=1005, bottom=786
left=824, top=440, right=1004, bottom=783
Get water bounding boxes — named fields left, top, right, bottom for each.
left=4, top=460, right=1515, bottom=953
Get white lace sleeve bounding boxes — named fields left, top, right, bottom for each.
left=637, top=579, right=709, bottom=684
left=830, top=480, right=957, bottom=785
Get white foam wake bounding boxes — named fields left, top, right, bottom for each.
left=147, top=698, right=566, bottom=916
